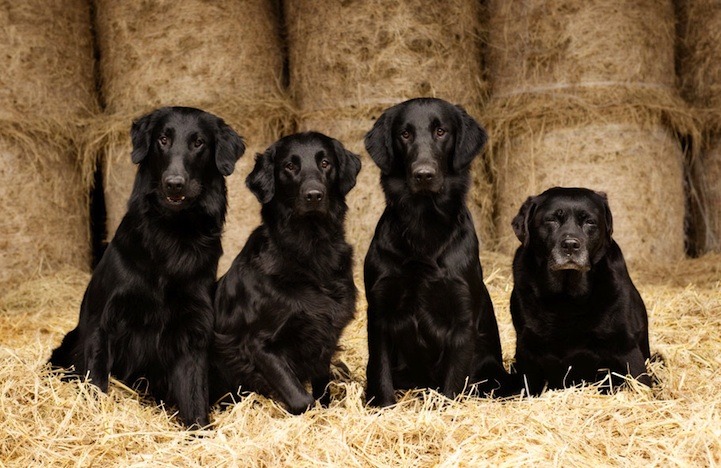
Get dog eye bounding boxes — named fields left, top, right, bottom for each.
left=194, top=139, right=204, bottom=148
left=320, top=159, right=331, bottom=169
left=436, top=127, right=446, bottom=137
left=585, top=219, right=597, bottom=226
left=400, top=130, right=411, bottom=140
left=158, top=136, right=168, bottom=146
left=285, top=162, right=295, bottom=171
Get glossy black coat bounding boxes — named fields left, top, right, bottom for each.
left=49, top=107, right=244, bottom=427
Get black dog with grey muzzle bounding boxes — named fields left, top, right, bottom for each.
left=510, top=187, right=651, bottom=395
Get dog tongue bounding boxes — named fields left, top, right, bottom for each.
left=168, top=195, right=185, bottom=203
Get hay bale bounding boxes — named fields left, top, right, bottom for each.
left=677, top=0, right=721, bottom=253
left=91, top=0, right=291, bottom=274
left=487, top=0, right=676, bottom=98
left=0, top=0, right=97, bottom=285
left=493, top=121, right=685, bottom=261
left=285, top=0, right=494, bottom=259
left=0, top=0, right=97, bottom=122
left=0, top=138, right=90, bottom=287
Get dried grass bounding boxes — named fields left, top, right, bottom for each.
left=285, top=0, right=495, bottom=259
left=90, top=0, right=292, bottom=273
left=1, top=253, right=720, bottom=465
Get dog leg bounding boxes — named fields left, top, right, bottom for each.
left=254, top=349, right=314, bottom=415
left=168, top=352, right=210, bottom=428
left=366, top=315, right=396, bottom=407
left=84, top=328, right=110, bottom=392
left=311, top=373, right=331, bottom=407
left=442, top=331, right=475, bottom=399
left=620, top=347, right=652, bottom=387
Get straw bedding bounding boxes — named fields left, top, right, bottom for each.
left=1, top=252, right=720, bottom=465
left=285, top=0, right=494, bottom=261
left=91, top=0, right=291, bottom=274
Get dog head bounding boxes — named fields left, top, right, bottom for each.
left=512, top=187, right=614, bottom=272
left=130, top=107, right=245, bottom=211
left=364, top=98, right=487, bottom=195
left=246, top=132, right=361, bottom=217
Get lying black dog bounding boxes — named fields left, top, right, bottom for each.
left=510, top=187, right=651, bottom=395
left=49, top=107, right=244, bottom=427
left=363, top=98, right=508, bottom=406
left=210, top=132, right=361, bottom=414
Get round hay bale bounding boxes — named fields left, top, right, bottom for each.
left=0, top=136, right=89, bottom=286
left=285, top=0, right=494, bottom=256
left=0, top=0, right=97, bottom=285
left=494, top=121, right=685, bottom=262
left=487, top=0, right=676, bottom=98
left=91, top=0, right=291, bottom=274
left=0, top=0, right=97, bottom=122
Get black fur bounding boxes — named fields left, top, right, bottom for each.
left=363, top=98, right=508, bottom=407
left=49, top=107, right=245, bottom=427
left=210, top=132, right=361, bottom=414
left=510, top=187, right=651, bottom=395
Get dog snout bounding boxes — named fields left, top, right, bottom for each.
left=305, top=189, right=324, bottom=203
left=413, top=166, right=436, bottom=183
left=164, top=175, right=186, bottom=193
left=561, top=237, right=581, bottom=254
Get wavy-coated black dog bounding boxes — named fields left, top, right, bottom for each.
left=49, top=107, right=245, bottom=427
left=510, top=187, right=651, bottom=395
left=363, top=98, right=508, bottom=406
left=210, top=132, right=361, bottom=414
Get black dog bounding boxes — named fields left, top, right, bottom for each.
left=510, top=187, right=651, bottom=395
left=210, top=132, right=361, bottom=414
left=49, top=107, right=244, bottom=427
left=363, top=98, right=508, bottom=406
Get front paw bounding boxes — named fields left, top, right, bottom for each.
left=366, top=390, right=396, bottom=408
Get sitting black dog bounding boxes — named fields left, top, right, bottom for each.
left=510, top=187, right=651, bottom=395
left=363, top=98, right=508, bottom=407
left=210, top=132, right=361, bottom=414
left=49, top=107, right=245, bottom=427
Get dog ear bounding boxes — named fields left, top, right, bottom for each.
left=595, top=190, right=614, bottom=238
left=130, top=110, right=159, bottom=164
left=332, top=139, right=362, bottom=196
left=214, top=119, right=246, bottom=176
left=246, top=145, right=275, bottom=204
left=364, top=108, right=395, bottom=175
left=453, top=105, right=487, bottom=172
left=512, top=196, right=537, bottom=246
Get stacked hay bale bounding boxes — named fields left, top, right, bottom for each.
left=284, top=0, right=492, bottom=265
left=0, top=1, right=97, bottom=286
left=677, top=0, right=721, bottom=253
left=486, top=0, right=695, bottom=261
left=90, top=0, right=291, bottom=273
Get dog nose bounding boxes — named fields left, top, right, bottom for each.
left=561, top=237, right=581, bottom=252
left=164, top=175, right=185, bottom=193
left=305, top=189, right=323, bottom=203
left=413, top=167, right=436, bottom=183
